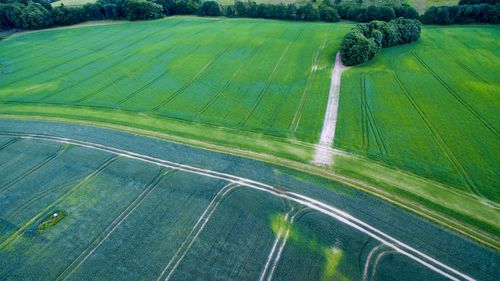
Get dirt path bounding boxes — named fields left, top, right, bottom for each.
left=313, top=52, right=345, bottom=166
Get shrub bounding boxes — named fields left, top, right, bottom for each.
left=125, top=0, right=162, bottom=20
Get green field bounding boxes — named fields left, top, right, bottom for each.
left=335, top=25, right=500, bottom=207
left=0, top=121, right=497, bottom=281
left=0, top=17, right=349, bottom=144
left=51, top=0, right=95, bottom=7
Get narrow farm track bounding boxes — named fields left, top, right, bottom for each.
left=0, top=155, right=119, bottom=249
left=411, top=51, right=499, bottom=138
left=0, top=144, right=70, bottom=194
left=259, top=211, right=290, bottom=281
left=359, top=74, right=387, bottom=155
left=157, top=183, right=238, bottom=281
left=312, top=52, right=345, bottom=165
left=0, top=131, right=479, bottom=281
left=391, top=72, right=484, bottom=199
left=56, top=169, right=176, bottom=281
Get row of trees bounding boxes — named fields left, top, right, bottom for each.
left=421, top=3, right=499, bottom=24
left=340, top=18, right=421, bottom=66
left=336, top=4, right=419, bottom=22
left=1, top=0, right=426, bottom=31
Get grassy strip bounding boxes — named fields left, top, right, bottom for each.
left=0, top=110, right=498, bottom=249
left=37, top=210, right=67, bottom=233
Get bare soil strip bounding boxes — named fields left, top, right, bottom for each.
left=313, top=52, right=345, bottom=166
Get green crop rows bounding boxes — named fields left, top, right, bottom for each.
left=0, top=17, right=350, bottom=144
left=0, top=135, right=467, bottom=280
left=335, top=25, right=500, bottom=204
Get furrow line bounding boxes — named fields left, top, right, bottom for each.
left=195, top=41, right=264, bottom=118
left=56, top=168, right=175, bottom=281
left=0, top=144, right=70, bottom=194
left=0, top=131, right=478, bottom=280
left=239, top=28, right=304, bottom=126
left=0, top=156, right=119, bottom=250
left=152, top=40, right=238, bottom=111
left=412, top=51, right=498, bottom=138
left=158, top=183, right=238, bottom=281
left=392, top=72, right=483, bottom=198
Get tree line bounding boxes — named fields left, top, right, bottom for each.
left=1, top=0, right=425, bottom=31
left=339, top=18, right=421, bottom=66
left=421, top=3, right=499, bottom=24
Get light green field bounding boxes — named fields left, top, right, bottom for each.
left=335, top=25, right=500, bottom=208
left=0, top=17, right=349, bottom=144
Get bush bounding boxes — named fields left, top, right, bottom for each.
left=0, top=3, right=23, bottom=30
left=340, top=31, right=379, bottom=66
left=197, top=0, right=220, bottom=16
left=20, top=1, right=52, bottom=29
left=340, top=18, right=422, bottom=66
left=125, top=0, right=162, bottom=20
left=319, top=5, right=339, bottom=22
left=421, top=4, right=500, bottom=24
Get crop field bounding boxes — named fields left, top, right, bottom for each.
left=0, top=120, right=498, bottom=281
left=0, top=17, right=350, bottom=144
left=335, top=25, right=500, bottom=206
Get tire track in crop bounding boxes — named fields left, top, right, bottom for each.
left=2, top=27, right=103, bottom=68
left=151, top=40, right=240, bottom=111
left=4, top=24, right=179, bottom=93
left=157, top=183, right=238, bottom=281
left=360, top=75, right=369, bottom=150
left=73, top=27, right=210, bottom=104
left=3, top=27, right=103, bottom=67
left=3, top=28, right=129, bottom=84
left=0, top=155, right=118, bottom=249
left=239, top=28, right=305, bottom=126
left=114, top=45, right=202, bottom=106
left=56, top=168, right=176, bottom=281
left=260, top=208, right=301, bottom=281
left=412, top=51, right=499, bottom=138
left=5, top=180, right=79, bottom=221
left=0, top=144, right=71, bottom=194
left=392, top=72, right=483, bottom=199
left=360, top=75, right=387, bottom=155
left=0, top=137, right=20, bottom=151
left=362, top=244, right=395, bottom=281
left=195, top=41, right=265, bottom=118
left=40, top=22, right=191, bottom=102
left=289, top=31, right=328, bottom=133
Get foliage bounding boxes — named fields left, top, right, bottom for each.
left=340, top=18, right=421, bottom=65
left=124, top=0, right=162, bottom=20
left=459, top=0, right=499, bottom=4
left=197, top=0, right=220, bottom=16
left=421, top=4, right=500, bottom=24
left=336, top=3, right=418, bottom=22
left=20, top=1, right=53, bottom=29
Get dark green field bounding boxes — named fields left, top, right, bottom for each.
left=0, top=120, right=498, bottom=280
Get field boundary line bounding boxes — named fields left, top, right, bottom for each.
left=289, top=31, right=328, bottom=132
left=151, top=42, right=238, bottom=111
left=391, top=72, right=485, bottom=200
left=411, top=51, right=498, bottom=138
left=0, top=155, right=118, bottom=250
left=195, top=41, right=265, bottom=118
left=158, top=183, right=238, bottom=281
left=239, top=28, right=305, bottom=126
left=0, top=131, right=479, bottom=280
left=56, top=168, right=175, bottom=281
left=0, top=143, right=70, bottom=194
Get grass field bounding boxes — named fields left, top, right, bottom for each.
left=51, top=0, right=95, bottom=7
left=0, top=120, right=498, bottom=281
left=335, top=25, right=500, bottom=205
left=0, top=17, right=349, bottom=144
